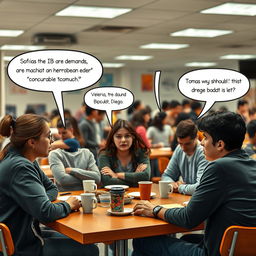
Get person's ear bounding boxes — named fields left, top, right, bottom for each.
left=26, top=138, right=36, bottom=149
left=216, top=140, right=225, bottom=151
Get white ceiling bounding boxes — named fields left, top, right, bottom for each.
left=0, top=0, right=256, bottom=71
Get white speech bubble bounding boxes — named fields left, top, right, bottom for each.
left=84, top=86, right=134, bottom=126
left=178, top=68, right=250, bottom=118
left=7, top=50, right=103, bottom=126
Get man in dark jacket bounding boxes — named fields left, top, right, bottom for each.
left=133, top=111, right=256, bottom=256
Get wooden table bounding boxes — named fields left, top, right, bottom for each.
left=45, top=185, right=203, bottom=256
left=150, top=147, right=173, bottom=159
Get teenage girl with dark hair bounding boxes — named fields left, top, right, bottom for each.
left=99, top=119, right=151, bottom=187
left=0, top=114, right=98, bottom=256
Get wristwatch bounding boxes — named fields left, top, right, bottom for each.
left=152, top=205, right=163, bottom=218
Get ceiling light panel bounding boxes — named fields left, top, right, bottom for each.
left=103, top=63, right=125, bottom=68
left=185, top=62, right=217, bottom=67
left=140, top=43, right=189, bottom=50
left=56, top=5, right=132, bottom=19
left=171, top=28, right=233, bottom=38
left=201, top=3, right=256, bottom=16
left=115, top=55, right=153, bottom=60
left=0, top=30, right=24, bottom=37
left=220, top=54, right=256, bottom=60
left=0, top=45, right=45, bottom=50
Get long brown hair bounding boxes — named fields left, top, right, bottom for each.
left=0, top=114, right=48, bottom=160
left=100, top=119, right=150, bottom=167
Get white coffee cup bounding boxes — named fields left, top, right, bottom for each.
left=80, top=193, right=97, bottom=213
left=159, top=181, right=173, bottom=198
left=83, top=180, right=97, bottom=192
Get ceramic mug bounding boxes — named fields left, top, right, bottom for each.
left=159, top=180, right=173, bottom=198
left=83, top=180, right=97, bottom=193
left=80, top=193, right=97, bottom=213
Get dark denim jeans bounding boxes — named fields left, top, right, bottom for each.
left=132, top=235, right=205, bottom=256
left=42, top=229, right=99, bottom=256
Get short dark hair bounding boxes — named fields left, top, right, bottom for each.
left=169, top=100, right=181, bottom=109
left=237, top=99, right=248, bottom=108
left=198, top=111, right=246, bottom=151
left=182, top=99, right=190, bottom=106
left=191, top=101, right=202, bottom=111
left=247, top=120, right=256, bottom=138
left=85, top=105, right=96, bottom=116
left=161, top=101, right=170, bottom=110
left=57, top=118, right=73, bottom=129
left=176, top=119, right=198, bottom=139
left=133, top=100, right=142, bottom=110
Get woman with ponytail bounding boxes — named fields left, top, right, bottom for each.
left=0, top=114, right=98, bottom=256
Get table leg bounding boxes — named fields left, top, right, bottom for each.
left=113, top=240, right=128, bottom=256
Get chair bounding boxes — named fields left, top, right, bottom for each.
left=0, top=223, right=14, bottom=256
left=219, top=225, right=256, bottom=256
left=151, top=157, right=169, bottom=183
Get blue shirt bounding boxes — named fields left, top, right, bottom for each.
left=162, top=143, right=208, bottom=195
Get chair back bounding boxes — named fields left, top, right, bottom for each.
left=220, top=225, right=256, bottom=256
left=151, top=157, right=169, bottom=183
left=0, top=223, right=14, bottom=256
left=158, top=157, right=169, bottom=174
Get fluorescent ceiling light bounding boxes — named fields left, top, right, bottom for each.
left=0, top=30, right=24, bottom=37
left=201, top=3, right=256, bottom=16
left=0, top=45, right=45, bottom=50
left=185, top=62, right=217, bottom=67
left=115, top=55, right=153, bottom=61
left=103, top=63, right=125, bottom=68
left=171, top=28, right=233, bottom=38
left=140, top=43, right=189, bottom=50
left=3, top=56, right=14, bottom=61
left=56, top=5, right=132, bottom=18
left=220, top=54, right=256, bottom=60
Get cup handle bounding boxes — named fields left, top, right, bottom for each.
left=93, top=184, right=97, bottom=191
left=168, top=184, right=173, bottom=193
left=92, top=197, right=98, bottom=209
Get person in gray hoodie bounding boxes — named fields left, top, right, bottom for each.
left=49, top=118, right=100, bottom=191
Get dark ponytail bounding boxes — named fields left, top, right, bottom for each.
left=0, top=114, right=48, bottom=160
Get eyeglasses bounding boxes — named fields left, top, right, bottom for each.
left=114, top=134, right=132, bottom=140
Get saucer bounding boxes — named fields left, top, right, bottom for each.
left=127, top=192, right=156, bottom=199
left=107, top=208, right=133, bottom=216
left=104, top=185, right=129, bottom=190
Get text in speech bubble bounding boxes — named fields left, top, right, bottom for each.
left=7, top=49, right=103, bottom=125
left=178, top=68, right=250, bottom=118
left=84, top=86, right=134, bottom=126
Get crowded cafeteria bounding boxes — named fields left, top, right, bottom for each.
left=1, top=1, right=256, bottom=256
